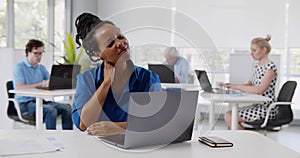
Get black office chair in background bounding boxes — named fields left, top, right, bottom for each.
left=6, top=80, right=36, bottom=126
left=243, top=81, right=297, bottom=133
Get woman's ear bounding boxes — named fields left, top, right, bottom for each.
left=262, top=47, right=268, bottom=54
left=93, top=51, right=102, bottom=59
left=98, top=52, right=104, bottom=60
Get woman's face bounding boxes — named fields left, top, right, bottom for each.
left=93, top=24, right=130, bottom=65
left=250, top=44, right=267, bottom=61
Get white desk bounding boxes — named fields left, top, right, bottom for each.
left=161, top=83, right=200, bottom=91
left=9, top=88, right=76, bottom=130
left=199, top=92, right=271, bottom=130
left=0, top=130, right=298, bottom=158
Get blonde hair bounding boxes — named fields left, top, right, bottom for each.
left=251, top=35, right=272, bottom=53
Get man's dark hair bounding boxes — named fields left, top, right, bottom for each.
left=25, top=39, right=44, bottom=57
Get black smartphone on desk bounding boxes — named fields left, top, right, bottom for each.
left=198, top=136, right=233, bottom=148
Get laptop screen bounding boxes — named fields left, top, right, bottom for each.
left=195, top=70, right=213, bottom=92
left=48, top=64, right=81, bottom=89
left=148, top=64, right=175, bottom=83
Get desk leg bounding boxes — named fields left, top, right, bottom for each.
left=231, top=103, right=238, bottom=130
left=209, top=102, right=215, bottom=130
left=36, top=97, right=43, bottom=130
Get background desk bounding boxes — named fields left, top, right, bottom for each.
left=0, top=130, right=298, bottom=158
left=199, top=92, right=271, bottom=130
left=161, top=83, right=200, bottom=91
left=9, top=88, right=76, bottom=130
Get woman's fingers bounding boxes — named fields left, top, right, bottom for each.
left=103, top=61, right=115, bottom=84
left=87, top=121, right=124, bottom=136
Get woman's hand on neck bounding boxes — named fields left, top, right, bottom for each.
left=103, top=61, right=115, bottom=85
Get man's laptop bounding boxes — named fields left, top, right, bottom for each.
left=99, top=91, right=199, bottom=149
left=37, top=64, right=81, bottom=90
left=148, top=64, right=175, bottom=83
left=195, top=70, right=239, bottom=94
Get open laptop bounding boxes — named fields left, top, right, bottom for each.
left=195, top=70, right=239, bottom=94
left=148, top=64, right=175, bottom=83
left=37, top=64, right=81, bottom=90
left=99, top=90, right=199, bottom=149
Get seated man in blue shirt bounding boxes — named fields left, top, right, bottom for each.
left=163, top=46, right=193, bottom=83
left=72, top=13, right=161, bottom=136
left=13, top=39, right=73, bottom=130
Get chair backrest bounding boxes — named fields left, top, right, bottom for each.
left=275, top=81, right=297, bottom=125
left=6, top=80, right=18, bottom=117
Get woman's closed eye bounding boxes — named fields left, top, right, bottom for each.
left=117, top=35, right=124, bottom=40
left=107, top=35, right=125, bottom=48
left=107, top=40, right=115, bottom=48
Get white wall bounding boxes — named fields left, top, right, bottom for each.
left=97, top=0, right=174, bottom=47
left=71, top=0, right=300, bottom=49
left=71, top=0, right=98, bottom=36
left=176, top=0, right=286, bottom=49
left=0, top=48, right=19, bottom=129
left=68, top=0, right=300, bottom=49
left=288, top=0, right=300, bottom=47
left=95, top=0, right=287, bottom=49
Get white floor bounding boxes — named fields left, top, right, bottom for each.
left=196, top=117, right=300, bottom=154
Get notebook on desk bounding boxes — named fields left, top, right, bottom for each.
left=36, top=65, right=81, bottom=90
left=148, top=64, right=175, bottom=83
left=195, top=70, right=240, bottom=94
left=99, top=91, right=199, bottom=149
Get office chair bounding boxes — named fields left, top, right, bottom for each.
left=243, top=81, right=297, bottom=132
left=6, top=80, right=36, bottom=125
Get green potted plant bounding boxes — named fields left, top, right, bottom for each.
left=51, top=33, right=90, bottom=72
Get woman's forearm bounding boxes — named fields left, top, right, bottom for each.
left=79, top=81, right=111, bottom=130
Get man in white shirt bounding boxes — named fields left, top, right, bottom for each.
left=163, top=47, right=192, bottom=83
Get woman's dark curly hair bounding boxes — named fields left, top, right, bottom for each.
left=75, top=12, right=102, bottom=61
